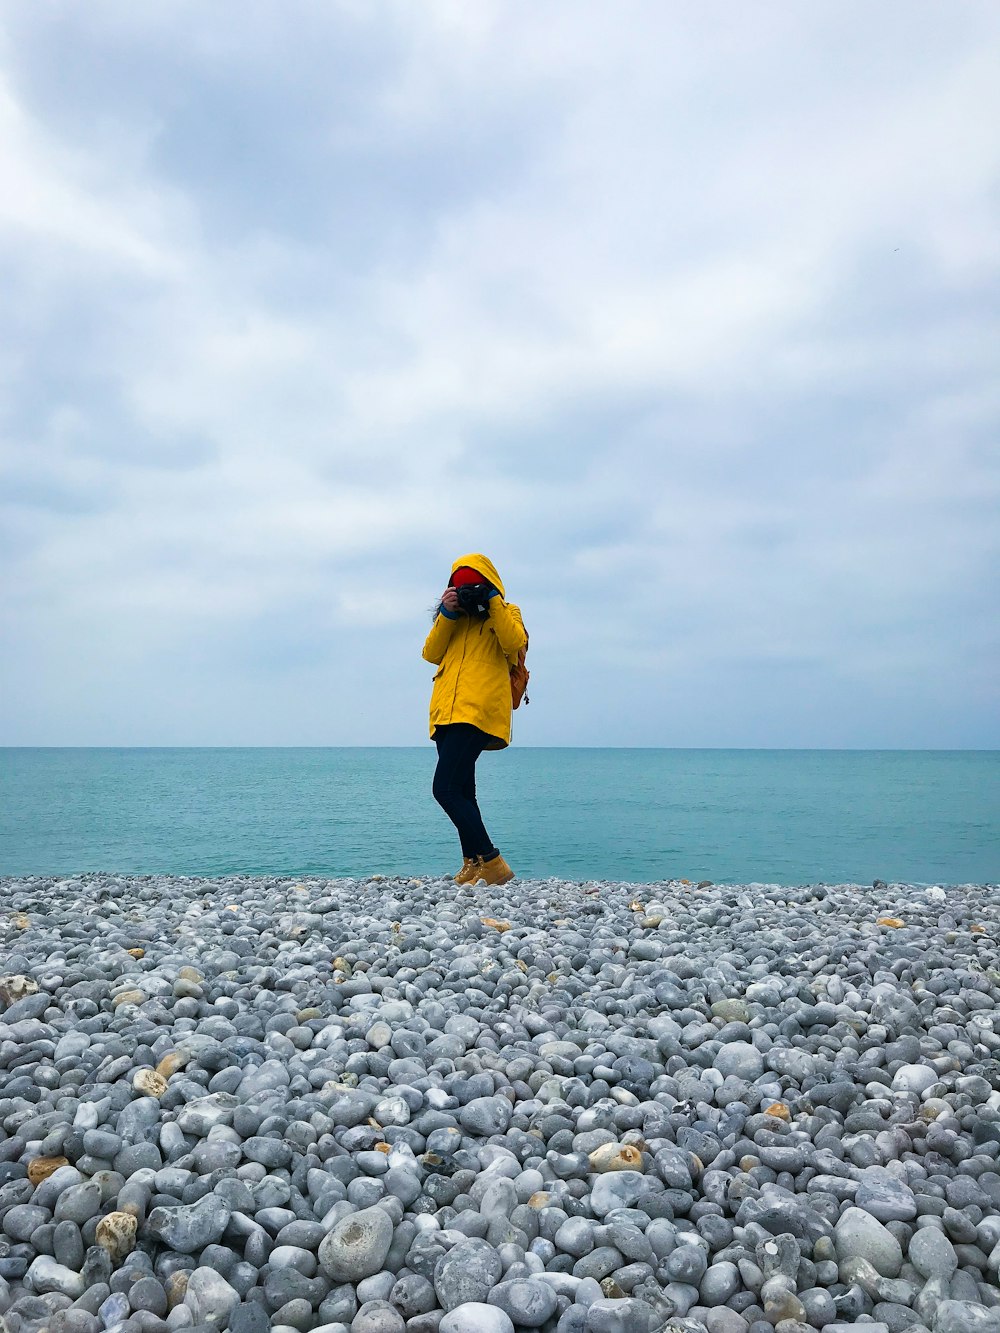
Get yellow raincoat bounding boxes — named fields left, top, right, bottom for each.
left=422, top=554, right=527, bottom=750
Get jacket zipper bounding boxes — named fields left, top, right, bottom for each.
left=449, top=620, right=469, bottom=720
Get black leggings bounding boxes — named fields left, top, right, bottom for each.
left=433, top=723, right=499, bottom=861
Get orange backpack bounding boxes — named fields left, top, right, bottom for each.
left=510, top=632, right=530, bottom=709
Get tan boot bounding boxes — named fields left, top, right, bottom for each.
left=453, top=857, right=479, bottom=884
left=474, top=853, right=514, bottom=886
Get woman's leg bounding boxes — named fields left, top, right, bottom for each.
left=433, top=724, right=499, bottom=860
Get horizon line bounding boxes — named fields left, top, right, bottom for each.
left=2, top=744, right=998, bottom=754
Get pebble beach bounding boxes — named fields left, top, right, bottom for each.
left=1, top=873, right=999, bottom=1333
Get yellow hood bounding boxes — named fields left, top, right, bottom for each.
left=451, top=553, right=505, bottom=600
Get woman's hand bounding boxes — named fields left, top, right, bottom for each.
left=441, top=588, right=460, bottom=613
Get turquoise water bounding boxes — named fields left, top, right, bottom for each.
left=0, top=748, right=997, bottom=885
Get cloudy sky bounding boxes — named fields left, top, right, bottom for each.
left=1, top=1, right=997, bottom=748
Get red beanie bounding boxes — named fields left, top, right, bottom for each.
left=451, top=566, right=483, bottom=586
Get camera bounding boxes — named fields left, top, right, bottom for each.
left=455, top=583, right=492, bottom=617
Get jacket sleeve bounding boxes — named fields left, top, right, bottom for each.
left=488, top=599, right=527, bottom=665
left=422, top=610, right=458, bottom=665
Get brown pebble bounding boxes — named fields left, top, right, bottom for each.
left=588, top=1144, right=644, bottom=1172
left=96, top=1211, right=137, bottom=1263
left=165, top=1271, right=189, bottom=1308
left=155, top=1051, right=185, bottom=1079
left=133, top=1069, right=167, bottom=1097
left=0, top=974, right=38, bottom=1004
left=28, top=1156, right=69, bottom=1185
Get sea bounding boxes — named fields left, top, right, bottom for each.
left=2, top=748, right=997, bottom=886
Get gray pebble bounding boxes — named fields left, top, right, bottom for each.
left=146, top=1197, right=231, bottom=1253
left=352, top=1299, right=406, bottom=1333
left=434, top=1240, right=503, bottom=1311
left=909, top=1227, right=959, bottom=1281
left=439, top=1305, right=514, bottom=1333
left=835, top=1207, right=904, bottom=1277
left=319, top=1207, right=394, bottom=1282
left=487, top=1278, right=558, bottom=1327
left=585, top=1297, right=650, bottom=1333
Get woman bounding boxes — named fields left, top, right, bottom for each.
left=422, top=553, right=527, bottom=886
